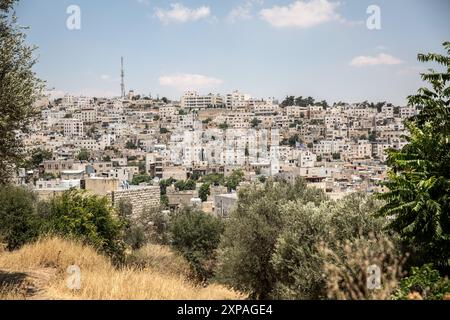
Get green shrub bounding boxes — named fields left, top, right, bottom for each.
left=199, top=183, right=210, bottom=202
left=46, top=189, right=125, bottom=262
left=0, top=185, right=42, bottom=250
left=170, top=208, right=224, bottom=282
left=393, top=264, right=450, bottom=300
left=175, top=179, right=196, bottom=191
left=146, top=209, right=171, bottom=245
left=116, top=199, right=146, bottom=250
left=131, top=173, right=152, bottom=185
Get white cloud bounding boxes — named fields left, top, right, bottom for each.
left=259, top=0, right=341, bottom=28
left=227, top=0, right=264, bottom=23
left=350, top=53, right=404, bottom=67
left=155, top=3, right=211, bottom=24
left=159, top=73, right=223, bottom=91
left=100, top=74, right=110, bottom=80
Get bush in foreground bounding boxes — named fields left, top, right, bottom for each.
left=393, top=264, right=450, bottom=300
left=45, top=189, right=125, bottom=262
left=170, top=208, right=224, bottom=282
left=0, top=185, right=42, bottom=251
left=320, top=234, right=406, bottom=300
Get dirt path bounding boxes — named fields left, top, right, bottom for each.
left=0, top=268, right=57, bottom=300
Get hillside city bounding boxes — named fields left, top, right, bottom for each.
left=1, top=0, right=449, bottom=304
left=18, top=90, right=421, bottom=218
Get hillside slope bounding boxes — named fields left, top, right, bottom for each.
left=0, top=237, right=244, bottom=300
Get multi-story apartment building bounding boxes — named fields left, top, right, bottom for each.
left=285, top=106, right=308, bottom=119
left=225, top=90, right=251, bottom=110
left=159, top=105, right=178, bottom=119
left=400, top=106, right=417, bottom=119
left=181, top=91, right=224, bottom=109
left=381, top=104, right=394, bottom=118
left=63, top=118, right=84, bottom=137
left=73, top=108, right=97, bottom=123
left=73, top=139, right=99, bottom=151
left=308, top=105, right=325, bottom=119
left=298, top=150, right=317, bottom=168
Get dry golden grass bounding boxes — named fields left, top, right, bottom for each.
left=0, top=285, right=25, bottom=300
left=126, top=244, right=191, bottom=277
left=0, top=237, right=245, bottom=300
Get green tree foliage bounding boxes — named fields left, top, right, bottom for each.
left=368, top=131, right=377, bottom=142
left=0, top=0, right=44, bottom=184
left=281, top=96, right=317, bottom=108
left=218, top=123, right=229, bottom=130
left=270, top=201, right=332, bottom=300
left=116, top=199, right=146, bottom=250
left=315, top=100, right=329, bottom=109
left=281, top=134, right=302, bottom=147
left=77, top=149, right=90, bottom=161
left=251, top=118, right=261, bottom=128
left=23, top=148, right=52, bottom=170
left=201, top=173, right=224, bottom=186
left=125, top=140, right=138, bottom=149
left=159, top=127, right=169, bottom=134
left=378, top=42, right=450, bottom=271
left=145, top=207, right=171, bottom=245
left=0, top=185, right=42, bottom=250
left=160, top=194, right=169, bottom=209
left=42, top=172, right=55, bottom=180
left=332, top=152, right=341, bottom=160
left=190, top=171, right=201, bottom=181
left=225, top=169, right=245, bottom=192
left=118, top=200, right=171, bottom=247
left=271, top=193, right=387, bottom=299
left=170, top=208, right=224, bottom=282
left=46, top=189, right=125, bottom=261
left=216, top=178, right=328, bottom=299
left=174, top=179, right=196, bottom=191
left=281, top=96, right=295, bottom=107
left=393, top=264, right=450, bottom=300
left=131, top=173, right=152, bottom=185
left=199, top=183, right=210, bottom=202
left=159, top=177, right=175, bottom=195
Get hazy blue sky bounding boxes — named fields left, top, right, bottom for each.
left=16, top=0, right=450, bottom=104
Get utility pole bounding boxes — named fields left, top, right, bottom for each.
left=121, top=57, right=125, bottom=99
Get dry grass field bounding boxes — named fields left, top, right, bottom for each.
left=0, top=237, right=245, bottom=300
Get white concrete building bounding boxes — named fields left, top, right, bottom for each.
left=298, top=150, right=317, bottom=168
left=181, top=91, right=224, bottom=109
left=63, top=118, right=84, bottom=137
left=226, top=90, right=251, bottom=109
